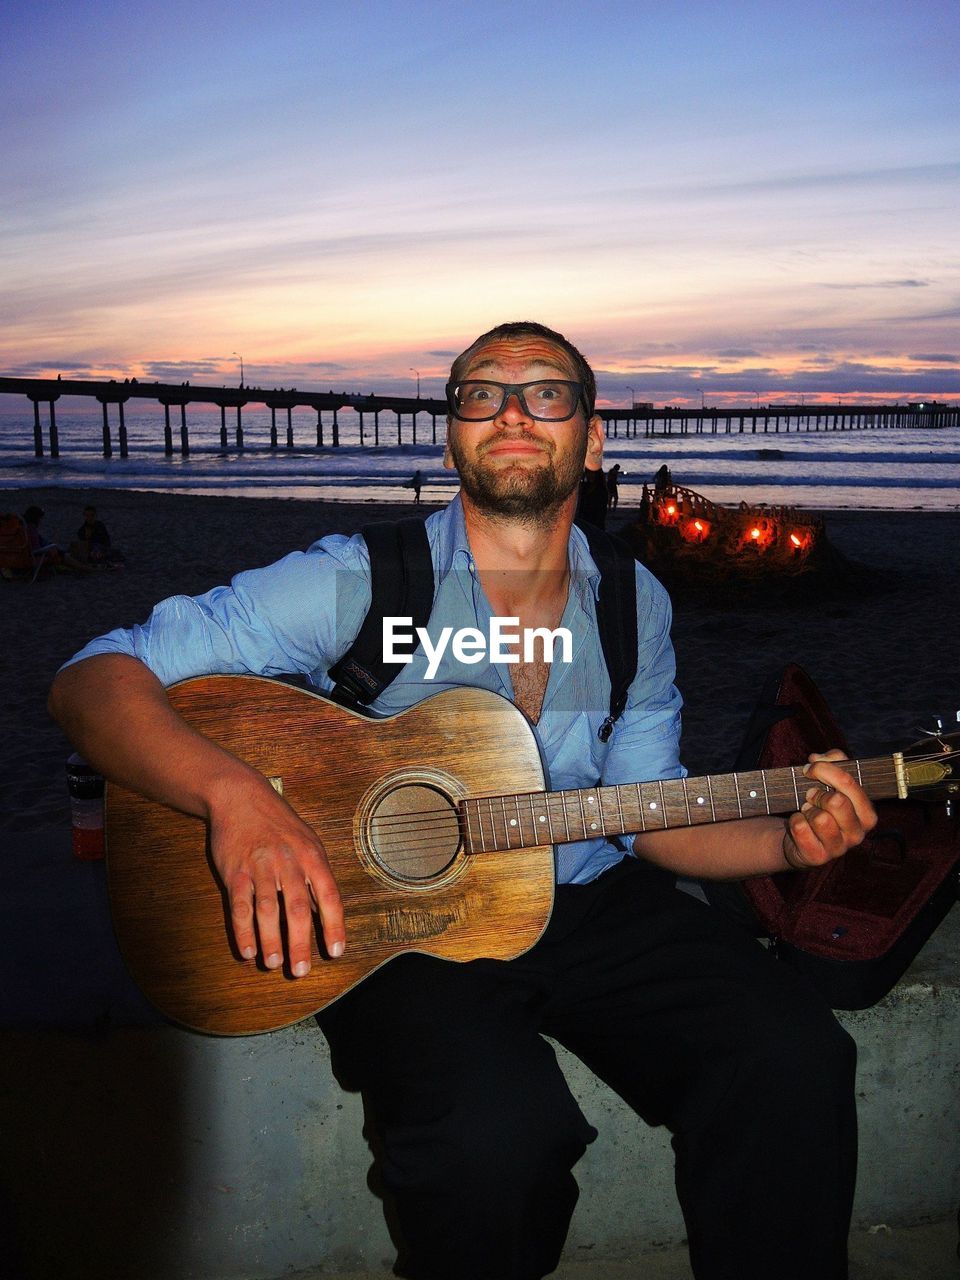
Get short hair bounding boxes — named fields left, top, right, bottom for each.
left=449, top=321, right=597, bottom=416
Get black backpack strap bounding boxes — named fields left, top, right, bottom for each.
left=575, top=521, right=638, bottom=741
left=327, top=518, right=434, bottom=708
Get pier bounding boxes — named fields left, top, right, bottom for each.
left=0, top=377, right=448, bottom=459
left=599, top=401, right=959, bottom=438
left=0, top=376, right=956, bottom=458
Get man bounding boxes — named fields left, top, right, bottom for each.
left=71, top=504, right=113, bottom=565
left=606, top=462, right=622, bottom=509
left=50, top=321, right=875, bottom=1280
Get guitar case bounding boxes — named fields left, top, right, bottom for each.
left=704, top=663, right=959, bottom=1009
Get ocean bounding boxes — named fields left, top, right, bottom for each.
left=1, top=402, right=958, bottom=510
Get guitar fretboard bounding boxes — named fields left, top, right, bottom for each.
left=459, top=756, right=902, bottom=853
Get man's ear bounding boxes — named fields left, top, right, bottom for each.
left=443, top=419, right=455, bottom=470
left=585, top=414, right=604, bottom=469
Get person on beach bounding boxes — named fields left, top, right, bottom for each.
left=75, top=505, right=110, bottom=557
left=70, top=504, right=121, bottom=567
left=22, top=506, right=91, bottom=574
left=606, top=462, right=622, bottom=508
left=410, top=469, right=422, bottom=505
left=49, top=320, right=875, bottom=1280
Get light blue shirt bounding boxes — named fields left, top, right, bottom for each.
left=66, top=495, right=684, bottom=883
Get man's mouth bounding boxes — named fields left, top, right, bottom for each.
left=482, top=437, right=550, bottom=459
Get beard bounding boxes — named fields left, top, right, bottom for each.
left=448, top=426, right=588, bottom=527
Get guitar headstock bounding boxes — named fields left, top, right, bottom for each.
left=902, top=715, right=960, bottom=811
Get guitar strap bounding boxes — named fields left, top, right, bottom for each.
left=328, top=516, right=638, bottom=740
left=575, top=521, right=639, bottom=741
left=328, top=518, right=435, bottom=708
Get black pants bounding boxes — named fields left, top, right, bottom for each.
left=318, top=859, right=857, bottom=1280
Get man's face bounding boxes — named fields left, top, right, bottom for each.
left=444, top=335, right=603, bottom=522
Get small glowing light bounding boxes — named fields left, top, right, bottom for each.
left=666, top=504, right=676, bottom=515
left=751, top=527, right=761, bottom=539
left=790, top=533, right=802, bottom=548
left=694, top=520, right=703, bottom=531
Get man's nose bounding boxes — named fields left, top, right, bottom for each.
left=497, top=389, right=530, bottom=421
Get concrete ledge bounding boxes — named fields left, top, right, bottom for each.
left=2, top=892, right=957, bottom=1279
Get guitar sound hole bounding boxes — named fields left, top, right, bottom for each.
left=369, top=783, right=462, bottom=882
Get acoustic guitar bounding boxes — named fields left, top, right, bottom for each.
left=105, top=674, right=959, bottom=1035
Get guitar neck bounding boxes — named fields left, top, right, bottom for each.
left=460, top=755, right=904, bottom=854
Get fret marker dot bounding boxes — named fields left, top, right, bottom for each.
left=538, top=814, right=546, bottom=822
left=749, top=790, right=757, bottom=798
left=588, top=796, right=596, bottom=805
left=590, top=822, right=597, bottom=830
left=649, top=802, right=658, bottom=810
left=696, top=796, right=705, bottom=805
left=510, top=819, right=517, bottom=827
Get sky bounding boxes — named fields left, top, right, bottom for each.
left=1, top=0, right=958, bottom=408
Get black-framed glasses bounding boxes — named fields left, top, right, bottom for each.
left=445, top=380, right=587, bottom=423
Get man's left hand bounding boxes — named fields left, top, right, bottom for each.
left=783, top=750, right=878, bottom=870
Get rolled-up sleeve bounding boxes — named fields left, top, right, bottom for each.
left=61, top=535, right=371, bottom=689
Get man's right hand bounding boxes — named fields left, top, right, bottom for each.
left=49, top=654, right=345, bottom=977
left=206, top=772, right=346, bottom=976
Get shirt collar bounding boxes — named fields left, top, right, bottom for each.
left=429, top=494, right=603, bottom=601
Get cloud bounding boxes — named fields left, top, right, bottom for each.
left=716, top=348, right=765, bottom=359
left=893, top=305, right=960, bottom=322
left=819, top=279, right=929, bottom=290
left=909, top=353, right=958, bottom=363
left=591, top=351, right=960, bottom=405
left=610, top=364, right=724, bottom=377
left=693, top=162, right=960, bottom=200
left=142, top=359, right=222, bottom=374
left=140, top=360, right=224, bottom=382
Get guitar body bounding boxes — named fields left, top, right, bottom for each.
left=106, top=677, right=554, bottom=1036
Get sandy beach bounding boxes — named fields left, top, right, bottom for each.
left=2, top=485, right=959, bottom=834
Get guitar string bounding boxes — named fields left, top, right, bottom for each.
left=300, top=785, right=944, bottom=873
left=303, top=750, right=949, bottom=841
left=317, top=749, right=940, bottom=837
left=276, top=751, right=952, bottom=866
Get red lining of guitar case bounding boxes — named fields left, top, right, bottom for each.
left=741, top=664, right=958, bottom=967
